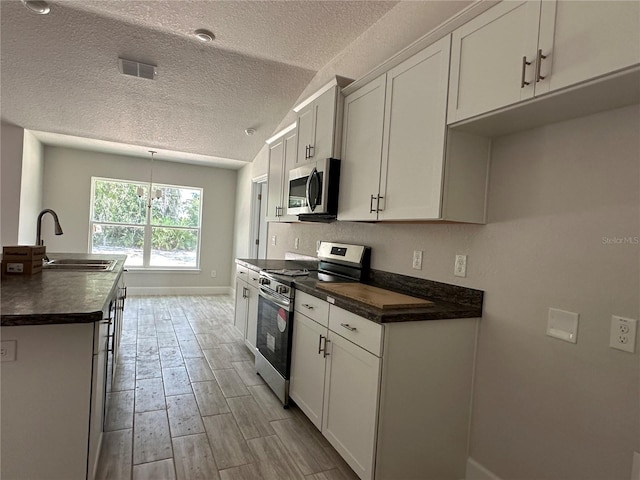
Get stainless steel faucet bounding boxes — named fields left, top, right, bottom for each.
left=36, top=209, right=63, bottom=261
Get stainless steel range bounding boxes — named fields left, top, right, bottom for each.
left=255, top=242, right=370, bottom=407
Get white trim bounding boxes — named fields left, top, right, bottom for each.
left=125, top=268, right=202, bottom=274
left=127, top=286, right=232, bottom=296
left=293, top=76, right=353, bottom=112
left=466, top=458, right=502, bottom=480
left=342, top=0, right=499, bottom=97
left=252, top=173, right=268, bottom=183
left=265, top=123, right=297, bottom=145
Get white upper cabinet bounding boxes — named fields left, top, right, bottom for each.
left=536, top=0, right=640, bottom=95
left=378, top=37, right=450, bottom=220
left=339, top=35, right=489, bottom=223
left=448, top=0, right=541, bottom=123
left=294, top=77, right=352, bottom=164
left=449, top=0, right=640, bottom=124
left=265, top=124, right=297, bottom=222
left=338, top=75, right=386, bottom=222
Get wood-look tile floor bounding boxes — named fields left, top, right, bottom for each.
left=96, top=295, right=359, bottom=480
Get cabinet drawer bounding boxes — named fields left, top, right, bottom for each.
left=247, top=269, right=260, bottom=288
left=329, top=306, right=383, bottom=357
left=236, top=264, right=249, bottom=279
left=295, top=291, right=329, bottom=327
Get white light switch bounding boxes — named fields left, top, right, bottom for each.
left=546, top=308, right=579, bottom=343
left=271, top=235, right=277, bottom=246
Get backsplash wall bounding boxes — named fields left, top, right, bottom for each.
left=266, top=104, right=640, bottom=480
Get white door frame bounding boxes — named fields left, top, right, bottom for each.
left=249, top=174, right=268, bottom=259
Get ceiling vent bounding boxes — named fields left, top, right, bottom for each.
left=118, top=58, right=158, bottom=80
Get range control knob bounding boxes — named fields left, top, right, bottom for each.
left=276, top=285, right=288, bottom=295
left=259, top=278, right=270, bottom=285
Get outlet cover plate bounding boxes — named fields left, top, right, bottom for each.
left=454, top=255, right=467, bottom=277
left=610, top=315, right=637, bottom=353
left=412, top=250, right=423, bottom=270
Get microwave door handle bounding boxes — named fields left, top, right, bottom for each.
left=305, top=167, right=318, bottom=212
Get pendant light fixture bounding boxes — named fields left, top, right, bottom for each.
left=137, top=150, right=162, bottom=208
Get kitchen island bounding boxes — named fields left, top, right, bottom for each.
left=1, top=253, right=126, bottom=480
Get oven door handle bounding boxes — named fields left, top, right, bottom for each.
left=259, top=286, right=292, bottom=311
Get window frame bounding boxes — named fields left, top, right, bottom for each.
left=89, top=176, right=203, bottom=271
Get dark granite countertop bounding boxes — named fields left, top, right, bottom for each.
left=1, top=253, right=127, bottom=326
left=236, top=258, right=483, bottom=324
left=236, top=258, right=319, bottom=272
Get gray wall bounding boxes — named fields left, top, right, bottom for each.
left=17, top=130, right=44, bottom=245
left=42, top=146, right=237, bottom=291
left=1, top=121, right=24, bottom=246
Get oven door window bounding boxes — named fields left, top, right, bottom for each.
left=257, top=296, right=293, bottom=378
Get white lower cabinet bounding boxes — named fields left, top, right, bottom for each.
left=290, top=311, right=328, bottom=429
left=234, top=265, right=259, bottom=352
left=322, top=330, right=381, bottom=480
left=290, top=292, right=479, bottom=480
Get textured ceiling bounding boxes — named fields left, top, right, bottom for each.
left=0, top=0, right=397, bottom=166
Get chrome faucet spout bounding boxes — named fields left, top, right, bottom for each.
left=36, top=209, right=64, bottom=248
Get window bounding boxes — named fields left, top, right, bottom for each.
left=90, top=177, right=202, bottom=268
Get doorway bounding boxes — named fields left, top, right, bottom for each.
left=250, top=175, right=268, bottom=259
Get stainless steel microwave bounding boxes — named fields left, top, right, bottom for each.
left=286, top=158, right=341, bottom=217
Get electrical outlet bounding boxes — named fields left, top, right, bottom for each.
left=412, top=250, right=423, bottom=270
left=294, top=238, right=300, bottom=250
left=210, top=270, right=217, bottom=278
left=0, top=340, right=17, bottom=362
left=610, top=315, right=637, bottom=353
left=271, top=235, right=277, bottom=246
left=316, top=240, right=321, bottom=252
left=454, top=255, right=467, bottom=277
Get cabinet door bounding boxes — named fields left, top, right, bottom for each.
left=312, top=87, right=338, bottom=161
left=234, top=278, right=248, bottom=337
left=536, top=0, right=640, bottom=96
left=337, top=75, right=386, bottom=221
left=290, top=312, right=327, bottom=430
left=88, top=318, right=109, bottom=479
left=266, top=138, right=285, bottom=222
left=245, top=284, right=259, bottom=352
left=378, top=36, right=450, bottom=221
left=297, top=103, right=315, bottom=163
left=322, top=332, right=381, bottom=480
left=448, top=0, right=541, bottom=123
left=280, top=129, right=299, bottom=222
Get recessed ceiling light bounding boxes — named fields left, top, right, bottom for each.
left=194, top=29, right=215, bottom=42
left=244, top=128, right=256, bottom=136
left=21, top=0, right=50, bottom=15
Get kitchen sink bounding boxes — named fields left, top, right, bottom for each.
left=43, top=259, right=117, bottom=271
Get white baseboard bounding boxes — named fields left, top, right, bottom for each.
left=127, top=286, right=233, bottom=296
left=466, top=458, right=502, bottom=480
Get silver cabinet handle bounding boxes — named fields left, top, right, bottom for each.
left=370, top=194, right=376, bottom=213
left=535, top=49, right=547, bottom=82
left=318, top=334, right=324, bottom=354
left=323, top=338, right=330, bottom=358
left=242, top=287, right=248, bottom=299
left=302, top=303, right=314, bottom=310
left=308, top=145, right=314, bottom=159
left=340, top=323, right=357, bottom=332
left=376, top=195, right=384, bottom=212
left=521, top=56, right=532, bottom=88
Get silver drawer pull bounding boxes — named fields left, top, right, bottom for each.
left=302, top=303, right=314, bottom=310
left=340, top=323, right=357, bottom=332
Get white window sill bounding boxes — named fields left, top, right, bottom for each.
left=125, top=268, right=202, bottom=275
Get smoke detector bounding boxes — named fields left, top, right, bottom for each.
left=194, top=29, right=215, bottom=42
left=118, top=58, right=158, bottom=80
